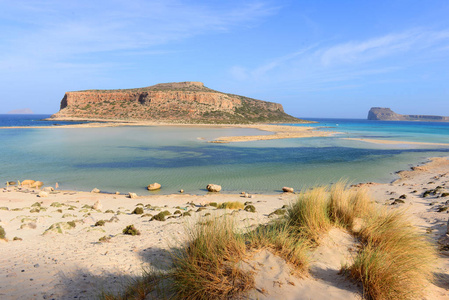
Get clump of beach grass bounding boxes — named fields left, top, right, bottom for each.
left=100, top=270, right=165, bottom=300
left=286, top=186, right=331, bottom=241
left=123, top=225, right=140, bottom=236
left=244, top=205, right=256, bottom=213
left=170, top=216, right=253, bottom=299
left=348, top=209, right=436, bottom=300
left=218, top=201, right=244, bottom=210
left=329, top=182, right=372, bottom=229
left=132, top=207, right=144, bottom=215
left=151, top=211, right=171, bottom=221
left=0, top=226, right=6, bottom=240
left=245, top=221, right=310, bottom=276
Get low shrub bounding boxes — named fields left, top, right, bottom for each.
left=218, top=202, right=244, bottom=210
left=123, top=225, right=140, bottom=236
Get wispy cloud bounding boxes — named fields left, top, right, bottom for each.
left=0, top=0, right=278, bottom=72
left=229, top=28, right=449, bottom=91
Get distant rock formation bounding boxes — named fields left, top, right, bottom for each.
left=7, top=108, right=34, bottom=114
left=368, top=107, right=449, bottom=122
left=50, top=81, right=308, bottom=124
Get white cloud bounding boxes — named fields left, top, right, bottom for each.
left=0, top=1, right=278, bottom=72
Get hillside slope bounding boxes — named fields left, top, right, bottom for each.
left=50, top=82, right=307, bottom=124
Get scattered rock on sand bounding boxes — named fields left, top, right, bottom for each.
left=207, top=184, right=222, bottom=192
left=128, top=192, right=138, bottom=199
left=21, top=180, right=35, bottom=186
left=91, top=188, right=100, bottom=193
left=38, top=191, right=48, bottom=198
left=147, top=183, right=161, bottom=191
left=31, top=181, right=44, bottom=188
left=282, top=186, right=294, bottom=193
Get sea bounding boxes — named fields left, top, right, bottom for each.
left=1, top=114, right=448, bottom=194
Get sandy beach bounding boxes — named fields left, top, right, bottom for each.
left=1, top=156, right=449, bottom=299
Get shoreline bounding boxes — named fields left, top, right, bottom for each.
left=1, top=156, right=449, bottom=299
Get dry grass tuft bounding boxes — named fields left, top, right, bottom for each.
left=246, top=221, right=310, bottom=276
left=99, top=270, right=165, bottom=300
left=286, top=186, right=331, bottom=241
left=349, top=209, right=436, bottom=300
left=329, top=182, right=372, bottom=229
left=171, top=216, right=254, bottom=299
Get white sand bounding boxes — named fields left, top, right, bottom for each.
left=1, top=156, right=449, bottom=299
left=342, top=137, right=449, bottom=147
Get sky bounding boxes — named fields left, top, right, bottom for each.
left=0, top=0, right=449, bottom=118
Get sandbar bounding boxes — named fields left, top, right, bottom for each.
left=342, top=137, right=449, bottom=147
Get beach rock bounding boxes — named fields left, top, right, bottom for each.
left=147, top=183, right=161, bottom=191
left=7, top=181, right=17, bottom=186
left=93, top=200, right=102, bottom=210
left=38, top=191, right=48, bottom=198
left=282, top=187, right=294, bottom=193
left=91, top=188, right=100, bottom=193
left=115, top=191, right=120, bottom=195
left=180, top=189, right=184, bottom=193
left=31, top=181, right=44, bottom=188
left=21, top=180, right=35, bottom=186
left=128, top=192, right=138, bottom=199
left=42, top=187, right=54, bottom=192
left=207, top=184, right=222, bottom=192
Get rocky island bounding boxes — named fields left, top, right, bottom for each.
left=7, top=108, right=34, bottom=114
left=368, top=107, right=449, bottom=122
left=50, top=81, right=306, bottom=124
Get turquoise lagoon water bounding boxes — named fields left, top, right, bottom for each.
left=0, top=115, right=448, bottom=194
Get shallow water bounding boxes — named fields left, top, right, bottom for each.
left=0, top=116, right=448, bottom=194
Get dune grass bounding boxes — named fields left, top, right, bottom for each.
left=329, top=182, right=372, bottom=229
left=170, top=216, right=253, bottom=299
left=100, top=270, right=164, bottom=300
left=349, top=209, right=436, bottom=300
left=245, top=221, right=310, bottom=276
left=286, top=186, right=331, bottom=241
left=218, top=201, right=244, bottom=210
left=101, top=181, right=436, bottom=300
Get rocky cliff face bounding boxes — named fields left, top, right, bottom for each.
left=51, top=82, right=305, bottom=124
left=368, top=107, right=449, bottom=122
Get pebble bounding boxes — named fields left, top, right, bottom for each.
left=34, top=264, right=40, bottom=268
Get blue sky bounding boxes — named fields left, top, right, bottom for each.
left=1, top=0, right=449, bottom=118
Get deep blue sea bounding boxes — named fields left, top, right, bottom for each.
left=0, top=114, right=448, bottom=194
left=0, top=114, right=86, bottom=127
